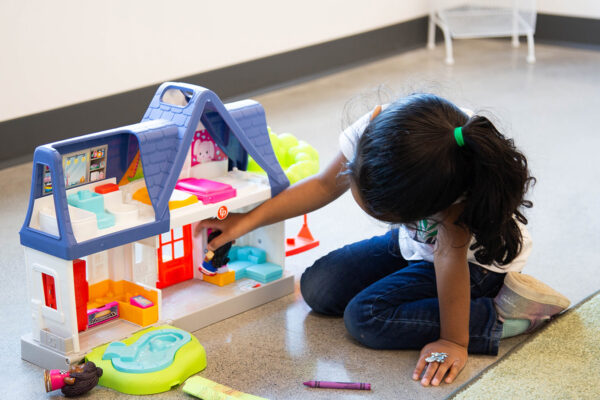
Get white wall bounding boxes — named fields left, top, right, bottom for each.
left=538, top=0, right=600, bottom=19
left=0, top=0, right=428, bottom=122
left=2, top=1, right=598, bottom=123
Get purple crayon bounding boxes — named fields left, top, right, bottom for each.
left=303, top=381, right=371, bottom=390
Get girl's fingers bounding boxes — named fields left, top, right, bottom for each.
left=431, top=362, right=451, bottom=386
left=207, top=235, right=230, bottom=251
left=444, top=361, right=462, bottom=384
left=420, top=362, right=439, bottom=386
left=197, top=218, right=220, bottom=231
left=412, top=357, right=428, bottom=380
left=194, top=220, right=214, bottom=237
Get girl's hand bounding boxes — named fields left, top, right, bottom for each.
left=412, top=339, right=468, bottom=387
left=195, top=213, right=253, bottom=251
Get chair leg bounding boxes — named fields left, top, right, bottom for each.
left=442, top=27, right=454, bottom=65
left=526, top=32, right=536, bottom=63
left=427, top=13, right=436, bottom=50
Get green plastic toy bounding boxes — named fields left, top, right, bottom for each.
left=247, top=128, right=319, bottom=184
left=85, top=325, right=206, bottom=395
left=183, top=376, right=267, bottom=400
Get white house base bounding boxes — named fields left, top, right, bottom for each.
left=169, top=273, right=295, bottom=332
left=21, top=274, right=294, bottom=370
left=21, top=333, right=75, bottom=370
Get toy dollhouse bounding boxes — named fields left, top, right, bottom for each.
left=19, top=82, right=294, bottom=369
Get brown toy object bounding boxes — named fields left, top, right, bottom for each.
left=62, top=361, right=103, bottom=397
left=44, top=361, right=103, bottom=397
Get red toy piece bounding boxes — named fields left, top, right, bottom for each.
left=42, top=273, right=57, bottom=309
left=285, top=214, right=319, bottom=256
left=73, top=259, right=89, bottom=332
left=94, top=183, right=119, bottom=194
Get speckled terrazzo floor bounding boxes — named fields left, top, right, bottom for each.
left=1, top=39, right=600, bottom=399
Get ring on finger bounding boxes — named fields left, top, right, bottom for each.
left=425, top=352, right=448, bottom=363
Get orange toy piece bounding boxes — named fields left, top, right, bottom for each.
left=168, top=190, right=199, bottom=210
left=202, top=270, right=235, bottom=287
left=132, top=187, right=199, bottom=210
left=132, top=187, right=152, bottom=205
left=88, top=280, right=159, bottom=327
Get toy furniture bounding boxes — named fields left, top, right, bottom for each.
left=175, top=177, right=237, bottom=204
left=19, top=82, right=295, bottom=370
left=227, top=246, right=283, bottom=283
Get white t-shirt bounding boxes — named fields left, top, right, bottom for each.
left=339, top=106, right=530, bottom=273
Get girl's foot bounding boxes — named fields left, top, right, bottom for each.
left=494, top=272, right=570, bottom=334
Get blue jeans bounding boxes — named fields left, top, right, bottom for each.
left=300, top=229, right=505, bottom=355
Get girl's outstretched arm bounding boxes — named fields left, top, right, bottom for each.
left=196, top=151, right=351, bottom=250
left=413, top=203, right=471, bottom=386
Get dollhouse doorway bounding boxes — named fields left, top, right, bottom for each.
left=156, top=224, right=193, bottom=289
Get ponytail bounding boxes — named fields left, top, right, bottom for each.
left=348, top=94, right=535, bottom=267
left=459, top=115, right=535, bottom=265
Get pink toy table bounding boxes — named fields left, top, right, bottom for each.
left=175, top=178, right=236, bottom=204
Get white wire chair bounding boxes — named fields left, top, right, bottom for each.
left=428, top=0, right=537, bottom=64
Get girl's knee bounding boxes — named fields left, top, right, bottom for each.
left=344, top=294, right=415, bottom=349
left=299, top=267, right=322, bottom=311
left=300, top=260, right=342, bottom=315
left=343, top=296, right=380, bottom=348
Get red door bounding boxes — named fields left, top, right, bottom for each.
left=156, top=224, right=193, bottom=289
left=73, top=259, right=89, bottom=332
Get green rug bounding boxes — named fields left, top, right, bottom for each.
left=450, top=290, right=600, bottom=400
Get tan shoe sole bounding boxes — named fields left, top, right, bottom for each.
left=503, top=272, right=571, bottom=309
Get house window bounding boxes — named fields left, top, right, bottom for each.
left=42, top=273, right=57, bottom=310
left=159, top=228, right=186, bottom=264
left=42, top=164, right=53, bottom=195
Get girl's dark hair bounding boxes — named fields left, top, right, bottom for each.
left=348, top=93, right=535, bottom=266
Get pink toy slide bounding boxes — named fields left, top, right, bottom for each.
left=175, top=178, right=236, bottom=204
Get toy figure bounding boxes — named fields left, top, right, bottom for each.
left=199, top=230, right=232, bottom=276
left=44, top=361, right=103, bottom=397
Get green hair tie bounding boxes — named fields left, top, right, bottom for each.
left=454, top=126, right=465, bottom=147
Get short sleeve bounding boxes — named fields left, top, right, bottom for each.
left=339, top=105, right=388, bottom=161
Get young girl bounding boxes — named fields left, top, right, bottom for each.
left=198, top=93, right=570, bottom=387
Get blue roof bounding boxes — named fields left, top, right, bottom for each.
left=20, top=82, right=289, bottom=260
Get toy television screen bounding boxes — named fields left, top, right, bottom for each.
left=60, top=145, right=107, bottom=190
left=63, top=152, right=88, bottom=188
